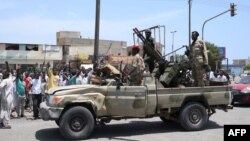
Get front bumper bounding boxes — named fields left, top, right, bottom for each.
left=40, top=101, right=63, bottom=121
left=232, top=90, right=250, bottom=104
left=233, top=94, right=250, bottom=104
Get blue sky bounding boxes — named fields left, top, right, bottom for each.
left=0, top=0, right=249, bottom=63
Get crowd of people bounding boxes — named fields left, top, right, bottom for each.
left=0, top=61, right=96, bottom=129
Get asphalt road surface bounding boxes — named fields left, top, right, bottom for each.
left=0, top=105, right=250, bottom=141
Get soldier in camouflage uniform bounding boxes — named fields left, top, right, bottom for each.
left=143, top=29, right=155, bottom=73
left=190, top=31, right=209, bottom=87
left=128, top=45, right=145, bottom=86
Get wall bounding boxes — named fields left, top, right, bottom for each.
left=0, top=43, right=63, bottom=68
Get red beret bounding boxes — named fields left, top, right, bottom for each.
left=132, top=44, right=139, bottom=49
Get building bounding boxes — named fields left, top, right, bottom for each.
left=221, top=64, right=244, bottom=76
left=126, top=42, right=163, bottom=56
left=56, top=31, right=127, bottom=64
left=233, top=59, right=250, bottom=66
left=0, top=31, right=128, bottom=70
left=0, top=43, right=62, bottom=69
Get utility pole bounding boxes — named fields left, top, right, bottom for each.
left=188, top=0, right=192, bottom=46
left=93, top=0, right=100, bottom=68
left=225, top=58, right=229, bottom=72
left=202, top=3, right=237, bottom=40
left=170, top=31, right=177, bottom=61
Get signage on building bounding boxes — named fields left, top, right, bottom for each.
left=108, top=55, right=133, bottom=65
left=43, top=45, right=61, bottom=52
left=76, top=53, right=89, bottom=60
left=0, top=50, right=62, bottom=60
left=218, top=47, right=226, bottom=58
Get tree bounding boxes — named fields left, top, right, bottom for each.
left=205, top=42, right=222, bottom=71
left=244, top=65, right=250, bottom=70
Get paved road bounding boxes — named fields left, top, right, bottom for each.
left=0, top=105, right=250, bottom=141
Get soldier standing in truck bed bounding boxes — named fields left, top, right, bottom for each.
left=143, top=29, right=155, bottom=73
left=128, top=45, right=145, bottom=86
left=190, top=31, right=209, bottom=87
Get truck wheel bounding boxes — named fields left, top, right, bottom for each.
left=59, top=106, right=95, bottom=140
left=179, top=102, right=208, bottom=131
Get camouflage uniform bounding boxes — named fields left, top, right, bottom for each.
left=190, top=40, right=208, bottom=87
left=129, top=54, right=145, bottom=86
left=143, top=36, right=155, bottom=73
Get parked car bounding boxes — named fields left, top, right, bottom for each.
left=231, top=75, right=250, bottom=104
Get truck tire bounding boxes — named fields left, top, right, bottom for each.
left=59, top=106, right=95, bottom=140
left=179, top=102, right=208, bottom=131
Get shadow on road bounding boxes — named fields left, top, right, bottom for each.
left=35, top=128, right=65, bottom=141
left=206, top=120, right=223, bottom=130
left=35, top=120, right=222, bottom=141
left=233, top=104, right=250, bottom=108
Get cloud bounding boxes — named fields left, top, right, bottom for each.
left=0, top=1, right=16, bottom=10
left=0, top=9, right=184, bottom=45
left=67, top=11, right=78, bottom=18
left=136, top=10, right=184, bottom=23
left=99, top=9, right=184, bottom=43
left=0, top=16, right=94, bottom=44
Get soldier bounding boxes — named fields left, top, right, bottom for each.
left=128, top=45, right=145, bottom=86
left=143, top=29, right=155, bottom=73
left=190, top=31, right=209, bottom=87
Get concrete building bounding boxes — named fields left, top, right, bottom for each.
left=56, top=31, right=127, bottom=64
left=0, top=31, right=128, bottom=70
left=233, top=58, right=250, bottom=66
left=126, top=42, right=163, bottom=56
left=0, top=43, right=62, bottom=69
left=221, top=64, right=244, bottom=76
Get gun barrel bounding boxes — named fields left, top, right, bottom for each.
left=133, top=27, right=165, bottom=63
left=163, top=45, right=187, bottom=57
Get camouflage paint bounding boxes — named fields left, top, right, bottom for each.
left=41, top=82, right=232, bottom=120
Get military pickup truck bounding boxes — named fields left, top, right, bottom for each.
left=40, top=75, right=232, bottom=140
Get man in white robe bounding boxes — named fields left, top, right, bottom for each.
left=0, top=71, right=14, bottom=129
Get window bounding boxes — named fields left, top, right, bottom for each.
left=26, top=45, right=38, bottom=51
left=5, top=44, right=19, bottom=50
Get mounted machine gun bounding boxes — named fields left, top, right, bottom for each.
left=133, top=27, right=192, bottom=87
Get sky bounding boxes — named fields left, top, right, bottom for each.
left=0, top=0, right=249, bottom=63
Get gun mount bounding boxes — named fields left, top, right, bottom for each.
left=133, top=27, right=192, bottom=87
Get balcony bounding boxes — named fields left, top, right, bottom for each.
left=0, top=50, right=62, bottom=60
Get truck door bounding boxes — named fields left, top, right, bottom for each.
left=106, top=86, right=147, bottom=117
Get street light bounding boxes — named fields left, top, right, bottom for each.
left=170, top=30, right=177, bottom=61
left=224, top=57, right=229, bottom=72
left=188, top=0, right=192, bottom=46
left=202, top=3, right=237, bottom=40
left=93, top=0, right=100, bottom=68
